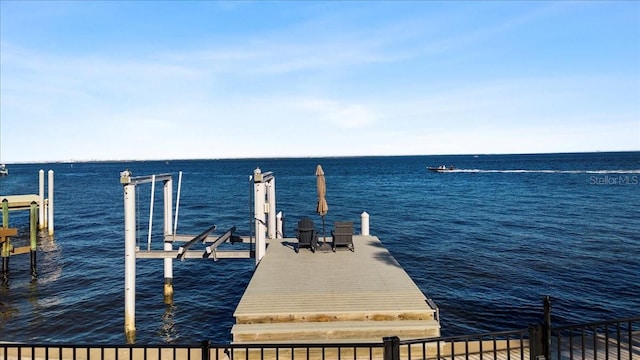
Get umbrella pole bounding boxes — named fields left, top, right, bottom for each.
left=322, top=216, right=326, bottom=244
left=317, top=215, right=331, bottom=251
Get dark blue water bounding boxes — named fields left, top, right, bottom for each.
left=1, top=152, right=639, bottom=344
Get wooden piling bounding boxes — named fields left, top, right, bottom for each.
left=1, top=199, right=10, bottom=283
left=2, top=198, right=7, bottom=227
left=0, top=170, right=54, bottom=283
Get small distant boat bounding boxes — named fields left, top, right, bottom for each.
left=0, top=164, right=7, bottom=176
left=427, top=165, right=455, bottom=173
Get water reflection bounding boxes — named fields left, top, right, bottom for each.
left=0, top=298, right=19, bottom=324
left=159, top=303, right=178, bottom=343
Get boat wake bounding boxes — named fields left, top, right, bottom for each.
left=442, top=169, right=640, bottom=174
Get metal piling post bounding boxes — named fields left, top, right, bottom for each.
left=47, top=170, right=54, bottom=236
left=163, top=178, right=174, bottom=304
left=121, top=170, right=137, bottom=343
left=39, top=170, right=45, bottom=229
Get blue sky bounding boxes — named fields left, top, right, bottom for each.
left=1, top=1, right=639, bottom=162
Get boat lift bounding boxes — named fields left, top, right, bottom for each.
left=120, top=168, right=280, bottom=343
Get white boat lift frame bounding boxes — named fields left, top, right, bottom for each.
left=120, top=168, right=279, bottom=343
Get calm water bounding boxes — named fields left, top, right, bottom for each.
left=1, top=152, right=639, bottom=344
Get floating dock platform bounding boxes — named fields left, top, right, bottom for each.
left=231, top=235, right=440, bottom=343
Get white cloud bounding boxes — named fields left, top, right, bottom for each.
left=1, top=2, right=638, bottom=162
left=296, top=99, right=377, bottom=129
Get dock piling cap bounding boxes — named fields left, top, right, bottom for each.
left=120, top=170, right=132, bottom=184
left=253, top=168, right=263, bottom=182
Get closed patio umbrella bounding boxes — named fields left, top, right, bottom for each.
left=316, top=165, right=329, bottom=247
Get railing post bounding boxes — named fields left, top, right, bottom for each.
left=529, top=324, right=544, bottom=360
left=542, top=296, right=551, bottom=360
left=201, top=340, right=210, bottom=360
left=383, top=336, right=400, bottom=360
left=529, top=296, right=552, bottom=360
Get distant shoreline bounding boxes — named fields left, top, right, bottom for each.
left=4, top=150, right=640, bottom=165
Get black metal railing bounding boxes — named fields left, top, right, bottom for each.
left=225, top=341, right=385, bottom=360
left=2, top=297, right=638, bottom=360
left=394, top=327, right=531, bottom=360
left=1, top=341, right=386, bottom=360
left=4, top=320, right=637, bottom=360
left=551, top=317, right=639, bottom=360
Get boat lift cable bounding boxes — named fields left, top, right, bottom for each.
left=147, top=174, right=156, bottom=251
left=172, top=171, right=183, bottom=241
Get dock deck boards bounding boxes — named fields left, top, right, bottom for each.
left=232, top=235, right=439, bottom=343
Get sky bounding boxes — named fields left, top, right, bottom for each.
left=1, top=1, right=639, bottom=163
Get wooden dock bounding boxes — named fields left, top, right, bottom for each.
left=231, top=235, right=440, bottom=344
left=1, top=194, right=41, bottom=210
left=1, top=193, right=51, bottom=277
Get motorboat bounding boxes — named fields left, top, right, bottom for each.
left=0, top=164, right=7, bottom=176
left=427, top=165, right=455, bottom=173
